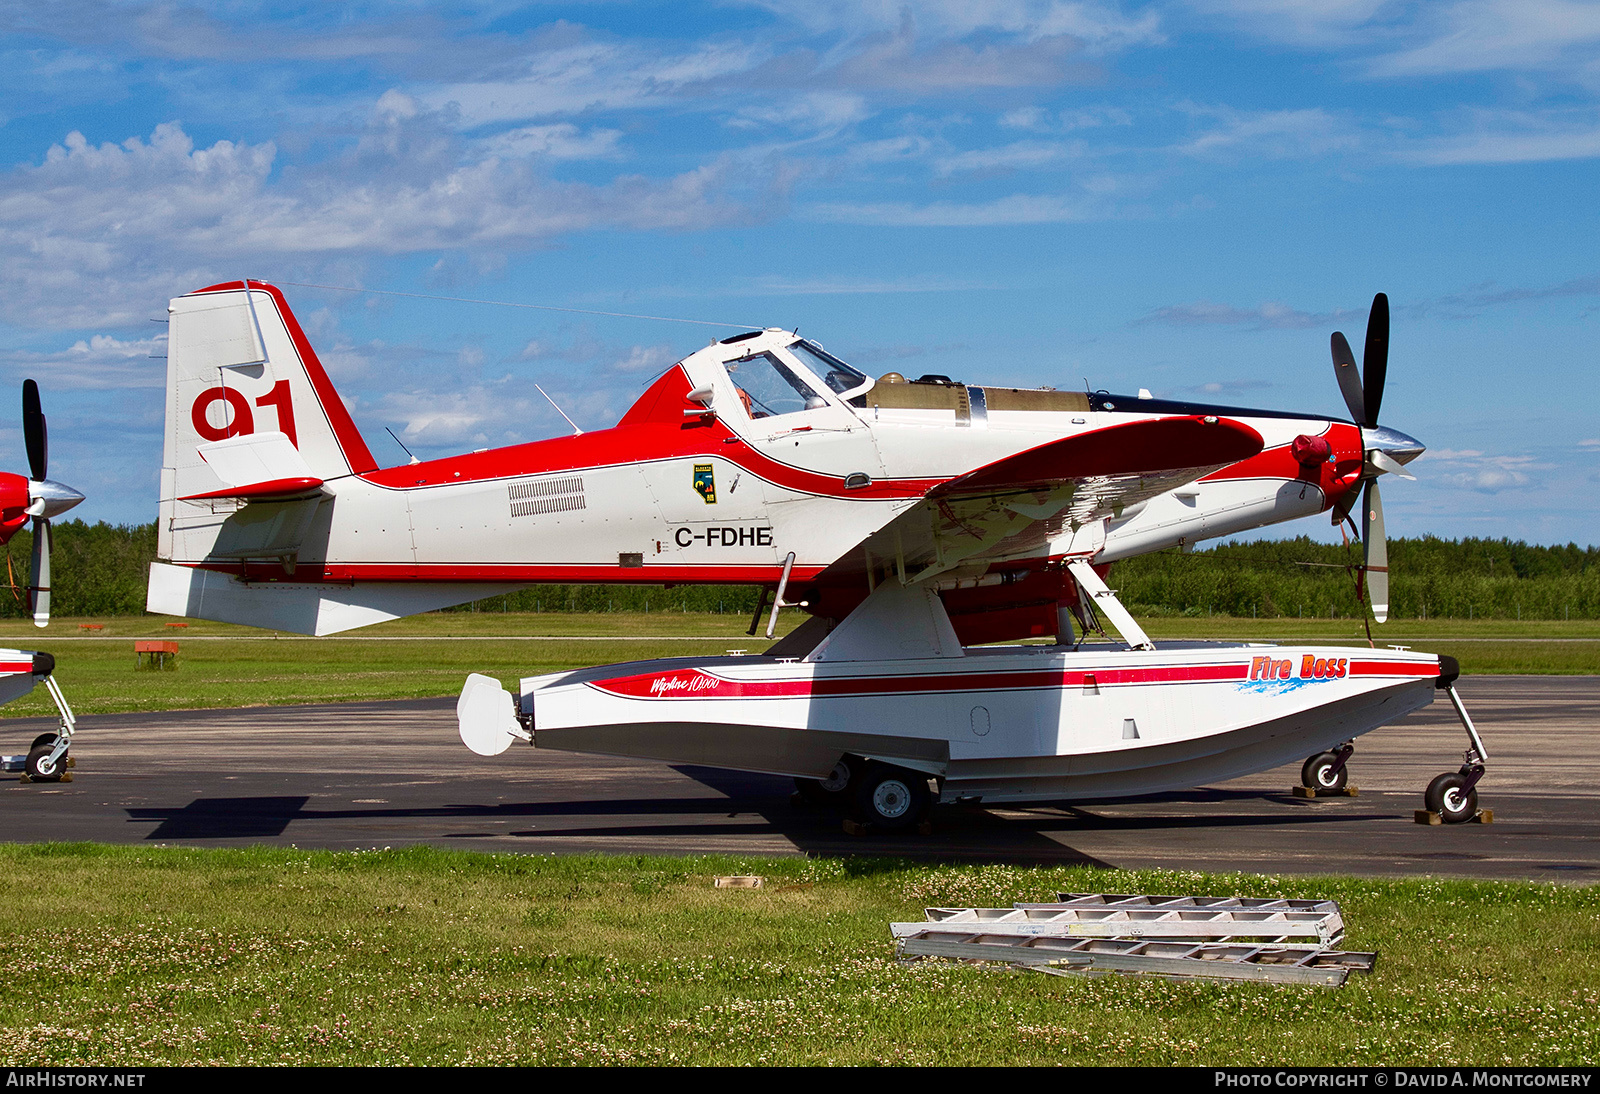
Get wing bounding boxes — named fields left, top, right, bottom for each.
left=815, top=414, right=1263, bottom=587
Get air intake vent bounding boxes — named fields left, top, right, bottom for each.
left=509, top=475, right=585, bottom=519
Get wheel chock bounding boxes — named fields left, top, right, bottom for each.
left=842, top=818, right=870, bottom=837
left=1293, top=785, right=1360, bottom=798
left=916, top=819, right=935, bottom=836
left=1415, top=808, right=1493, bottom=824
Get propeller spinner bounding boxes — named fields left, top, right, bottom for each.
left=18, top=380, right=84, bottom=627
left=1328, top=294, right=1423, bottom=624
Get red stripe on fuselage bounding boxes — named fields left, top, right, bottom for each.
left=183, top=560, right=828, bottom=585
left=586, top=657, right=1438, bottom=700
left=357, top=414, right=941, bottom=501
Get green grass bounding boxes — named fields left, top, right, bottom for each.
left=0, top=613, right=1591, bottom=717
left=0, top=846, right=1593, bottom=1066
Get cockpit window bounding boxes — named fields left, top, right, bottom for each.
left=725, top=352, right=827, bottom=418
left=788, top=340, right=870, bottom=398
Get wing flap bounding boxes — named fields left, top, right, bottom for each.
left=815, top=415, right=1262, bottom=588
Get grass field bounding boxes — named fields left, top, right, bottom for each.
left=0, top=845, right=1594, bottom=1067
left=0, top=612, right=1591, bottom=718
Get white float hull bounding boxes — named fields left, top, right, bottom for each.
left=516, top=642, right=1442, bottom=803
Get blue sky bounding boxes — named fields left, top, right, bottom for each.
left=0, top=1, right=1596, bottom=544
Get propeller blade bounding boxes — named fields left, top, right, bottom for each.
left=1362, top=293, right=1388, bottom=428
left=1330, top=331, right=1365, bottom=426
left=28, top=517, right=50, bottom=628
left=22, top=379, right=46, bottom=482
left=1362, top=480, right=1388, bottom=624
left=1368, top=449, right=1416, bottom=481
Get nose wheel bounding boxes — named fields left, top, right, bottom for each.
left=1417, top=665, right=1492, bottom=825
left=1425, top=766, right=1483, bottom=825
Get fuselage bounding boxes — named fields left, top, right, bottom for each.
left=163, top=325, right=1367, bottom=586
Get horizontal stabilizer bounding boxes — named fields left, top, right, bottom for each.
left=179, top=477, right=324, bottom=502
left=184, top=431, right=323, bottom=500
left=146, top=562, right=525, bottom=636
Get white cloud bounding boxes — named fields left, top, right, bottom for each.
left=423, top=39, right=761, bottom=128
left=1177, top=105, right=1362, bottom=159
left=1000, top=104, right=1133, bottom=131
left=808, top=190, right=1105, bottom=225
left=934, top=139, right=1083, bottom=176
left=1369, top=0, right=1600, bottom=79
left=1136, top=300, right=1358, bottom=329
left=1398, top=111, right=1600, bottom=164
left=738, top=1, right=1164, bottom=51
left=1423, top=449, right=1553, bottom=494
left=0, top=332, right=167, bottom=390
left=730, top=92, right=870, bottom=135
left=0, top=116, right=775, bottom=329
left=610, top=344, right=678, bottom=374
left=479, top=124, right=624, bottom=160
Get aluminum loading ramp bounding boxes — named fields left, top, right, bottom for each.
left=890, top=893, right=1375, bottom=987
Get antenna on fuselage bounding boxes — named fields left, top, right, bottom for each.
left=534, top=383, right=584, bottom=436
left=385, top=427, right=421, bottom=466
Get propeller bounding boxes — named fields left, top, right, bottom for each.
left=20, top=380, right=84, bottom=628
left=1328, top=294, right=1422, bottom=625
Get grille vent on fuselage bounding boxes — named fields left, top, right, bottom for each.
left=508, top=475, right=586, bottom=518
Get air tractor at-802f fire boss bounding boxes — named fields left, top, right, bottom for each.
left=146, top=281, right=1488, bottom=828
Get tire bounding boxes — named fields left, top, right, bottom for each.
left=852, top=764, right=930, bottom=830
left=1301, top=752, right=1348, bottom=793
left=794, top=756, right=857, bottom=805
left=1425, top=772, right=1478, bottom=824
left=25, top=744, right=63, bottom=782
left=30, top=733, right=60, bottom=751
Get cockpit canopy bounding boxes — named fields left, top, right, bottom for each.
left=705, top=336, right=872, bottom=423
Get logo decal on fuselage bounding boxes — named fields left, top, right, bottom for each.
left=693, top=463, right=716, bottom=504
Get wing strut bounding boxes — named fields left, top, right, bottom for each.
left=1066, top=560, right=1154, bottom=651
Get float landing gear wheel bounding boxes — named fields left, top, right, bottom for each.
left=1301, top=749, right=1350, bottom=794
left=852, top=763, right=931, bottom=831
left=795, top=755, right=859, bottom=806
left=1425, top=770, right=1480, bottom=824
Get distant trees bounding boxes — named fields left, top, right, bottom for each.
left=3, top=521, right=1592, bottom=620
left=0, top=520, right=158, bottom=618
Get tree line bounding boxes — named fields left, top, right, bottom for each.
left=5, top=520, right=1594, bottom=621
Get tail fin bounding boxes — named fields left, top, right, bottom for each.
left=162, top=280, right=377, bottom=501
left=151, top=281, right=524, bottom=634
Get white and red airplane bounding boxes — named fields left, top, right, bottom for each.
left=146, top=280, right=1486, bottom=824
left=0, top=380, right=85, bottom=782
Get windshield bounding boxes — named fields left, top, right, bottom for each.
left=788, top=340, right=869, bottom=397
left=725, top=352, right=827, bottom=418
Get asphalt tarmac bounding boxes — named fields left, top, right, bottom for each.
left=1, top=675, right=1595, bottom=880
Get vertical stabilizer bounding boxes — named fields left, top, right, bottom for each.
left=159, top=281, right=377, bottom=560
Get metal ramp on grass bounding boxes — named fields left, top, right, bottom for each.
left=891, top=893, right=1373, bottom=987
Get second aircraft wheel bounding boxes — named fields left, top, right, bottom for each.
left=24, top=744, right=63, bottom=782
left=795, top=756, right=858, bottom=805
left=852, top=764, right=930, bottom=830
left=1301, top=752, right=1348, bottom=793
left=1425, top=772, right=1478, bottom=824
